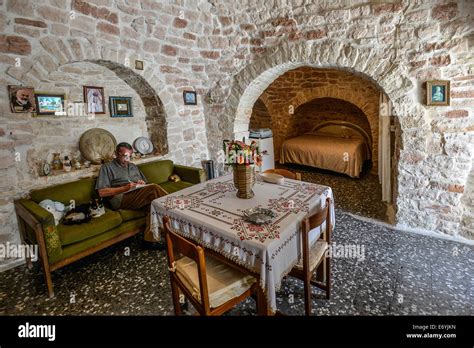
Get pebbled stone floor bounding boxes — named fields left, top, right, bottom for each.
left=0, top=165, right=472, bottom=316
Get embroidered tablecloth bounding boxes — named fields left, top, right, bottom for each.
left=150, top=174, right=335, bottom=312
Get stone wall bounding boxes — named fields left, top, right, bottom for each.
left=249, top=99, right=271, bottom=130
left=0, top=0, right=473, bottom=271
left=293, top=98, right=372, bottom=139
left=0, top=0, right=217, bottom=270
left=211, top=1, right=473, bottom=240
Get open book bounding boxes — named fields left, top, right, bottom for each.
left=125, top=183, right=153, bottom=193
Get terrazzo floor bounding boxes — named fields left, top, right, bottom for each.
left=1, top=164, right=472, bottom=316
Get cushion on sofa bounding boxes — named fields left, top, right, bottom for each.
left=138, top=160, right=174, bottom=184
left=57, top=209, right=122, bottom=246
left=30, top=178, right=96, bottom=206
left=159, top=180, right=194, bottom=194
left=50, top=218, right=146, bottom=264
left=119, top=209, right=147, bottom=222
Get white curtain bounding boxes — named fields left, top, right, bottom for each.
left=378, top=93, right=391, bottom=203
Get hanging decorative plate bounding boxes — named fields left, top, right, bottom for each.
left=133, top=137, right=154, bottom=155
left=79, top=128, right=117, bottom=164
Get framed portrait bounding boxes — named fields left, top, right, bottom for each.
left=9, top=85, right=36, bottom=113
left=34, top=93, right=65, bottom=116
left=109, top=96, right=133, bottom=117
left=83, top=86, right=105, bottom=114
left=135, top=60, right=144, bottom=70
left=426, top=80, right=450, bottom=106
left=183, top=90, right=197, bottom=105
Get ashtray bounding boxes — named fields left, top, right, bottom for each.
left=243, top=207, right=276, bottom=225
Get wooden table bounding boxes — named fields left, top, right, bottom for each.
left=150, top=174, right=335, bottom=314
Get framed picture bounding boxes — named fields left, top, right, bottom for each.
left=34, top=93, right=65, bottom=116
left=83, top=86, right=105, bottom=114
left=183, top=90, right=197, bottom=105
left=426, top=80, right=450, bottom=106
left=8, top=85, right=36, bottom=113
left=135, top=60, right=144, bottom=70
left=109, top=96, right=133, bottom=117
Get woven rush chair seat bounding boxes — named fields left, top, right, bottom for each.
left=174, top=255, right=256, bottom=308
left=293, top=239, right=328, bottom=272
left=163, top=216, right=259, bottom=315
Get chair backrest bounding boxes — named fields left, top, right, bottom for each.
left=163, top=216, right=211, bottom=310
left=264, top=168, right=301, bottom=181
left=302, top=197, right=331, bottom=243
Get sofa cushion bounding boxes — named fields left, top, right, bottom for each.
left=160, top=180, right=194, bottom=194
left=57, top=208, right=122, bottom=246
left=30, top=178, right=96, bottom=206
left=50, top=218, right=146, bottom=264
left=119, top=209, right=147, bottom=222
left=138, top=160, right=174, bottom=184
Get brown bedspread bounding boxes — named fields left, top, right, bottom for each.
left=280, top=134, right=370, bottom=178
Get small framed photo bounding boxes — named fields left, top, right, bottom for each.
left=9, top=85, right=36, bottom=113
left=135, top=60, right=144, bottom=70
left=83, top=86, right=105, bottom=114
left=34, top=93, right=65, bottom=116
left=109, top=96, right=133, bottom=117
left=183, top=90, right=197, bottom=105
left=426, top=80, right=450, bottom=106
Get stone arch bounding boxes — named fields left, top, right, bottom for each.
left=228, top=41, right=413, bottom=140
left=8, top=37, right=171, bottom=155
left=222, top=40, right=417, bottom=226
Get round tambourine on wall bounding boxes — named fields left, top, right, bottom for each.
left=133, top=137, right=154, bottom=155
left=79, top=128, right=117, bottom=164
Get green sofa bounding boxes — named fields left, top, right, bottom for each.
left=14, top=159, right=205, bottom=297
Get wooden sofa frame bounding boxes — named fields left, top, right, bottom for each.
left=14, top=200, right=144, bottom=298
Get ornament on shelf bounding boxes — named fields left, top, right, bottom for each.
left=63, top=156, right=72, bottom=172
left=52, top=153, right=63, bottom=170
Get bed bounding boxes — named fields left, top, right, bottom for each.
left=280, top=121, right=371, bottom=178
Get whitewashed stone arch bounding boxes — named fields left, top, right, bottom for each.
left=222, top=40, right=421, bottom=227
left=229, top=41, right=414, bottom=140
left=7, top=36, right=174, bottom=155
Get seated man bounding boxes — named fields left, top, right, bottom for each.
left=95, top=142, right=168, bottom=249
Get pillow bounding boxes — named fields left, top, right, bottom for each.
left=169, top=174, right=181, bottom=182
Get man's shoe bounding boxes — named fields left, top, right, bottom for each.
left=141, top=240, right=166, bottom=251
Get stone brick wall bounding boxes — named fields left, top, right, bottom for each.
left=0, top=0, right=473, bottom=270
left=293, top=98, right=372, bottom=138
left=212, top=1, right=473, bottom=240
left=0, top=0, right=217, bottom=270
left=249, top=99, right=271, bottom=130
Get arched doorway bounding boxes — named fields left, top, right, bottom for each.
left=219, top=41, right=415, bottom=226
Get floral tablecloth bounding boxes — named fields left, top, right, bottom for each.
left=150, top=174, right=335, bottom=312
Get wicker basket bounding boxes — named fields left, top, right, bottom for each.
left=232, top=164, right=255, bottom=199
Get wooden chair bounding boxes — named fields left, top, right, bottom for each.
left=288, top=197, right=332, bottom=315
left=263, top=168, right=301, bottom=181
left=163, top=216, right=259, bottom=316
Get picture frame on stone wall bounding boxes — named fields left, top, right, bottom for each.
left=83, top=86, right=106, bottom=114
left=183, top=90, right=197, bottom=105
left=109, top=96, right=133, bottom=117
left=34, top=93, right=65, bottom=116
left=426, top=80, right=450, bottom=106
left=8, top=85, right=36, bottom=113
left=135, top=60, right=144, bottom=70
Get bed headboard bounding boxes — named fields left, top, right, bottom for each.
left=310, top=121, right=372, bottom=149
